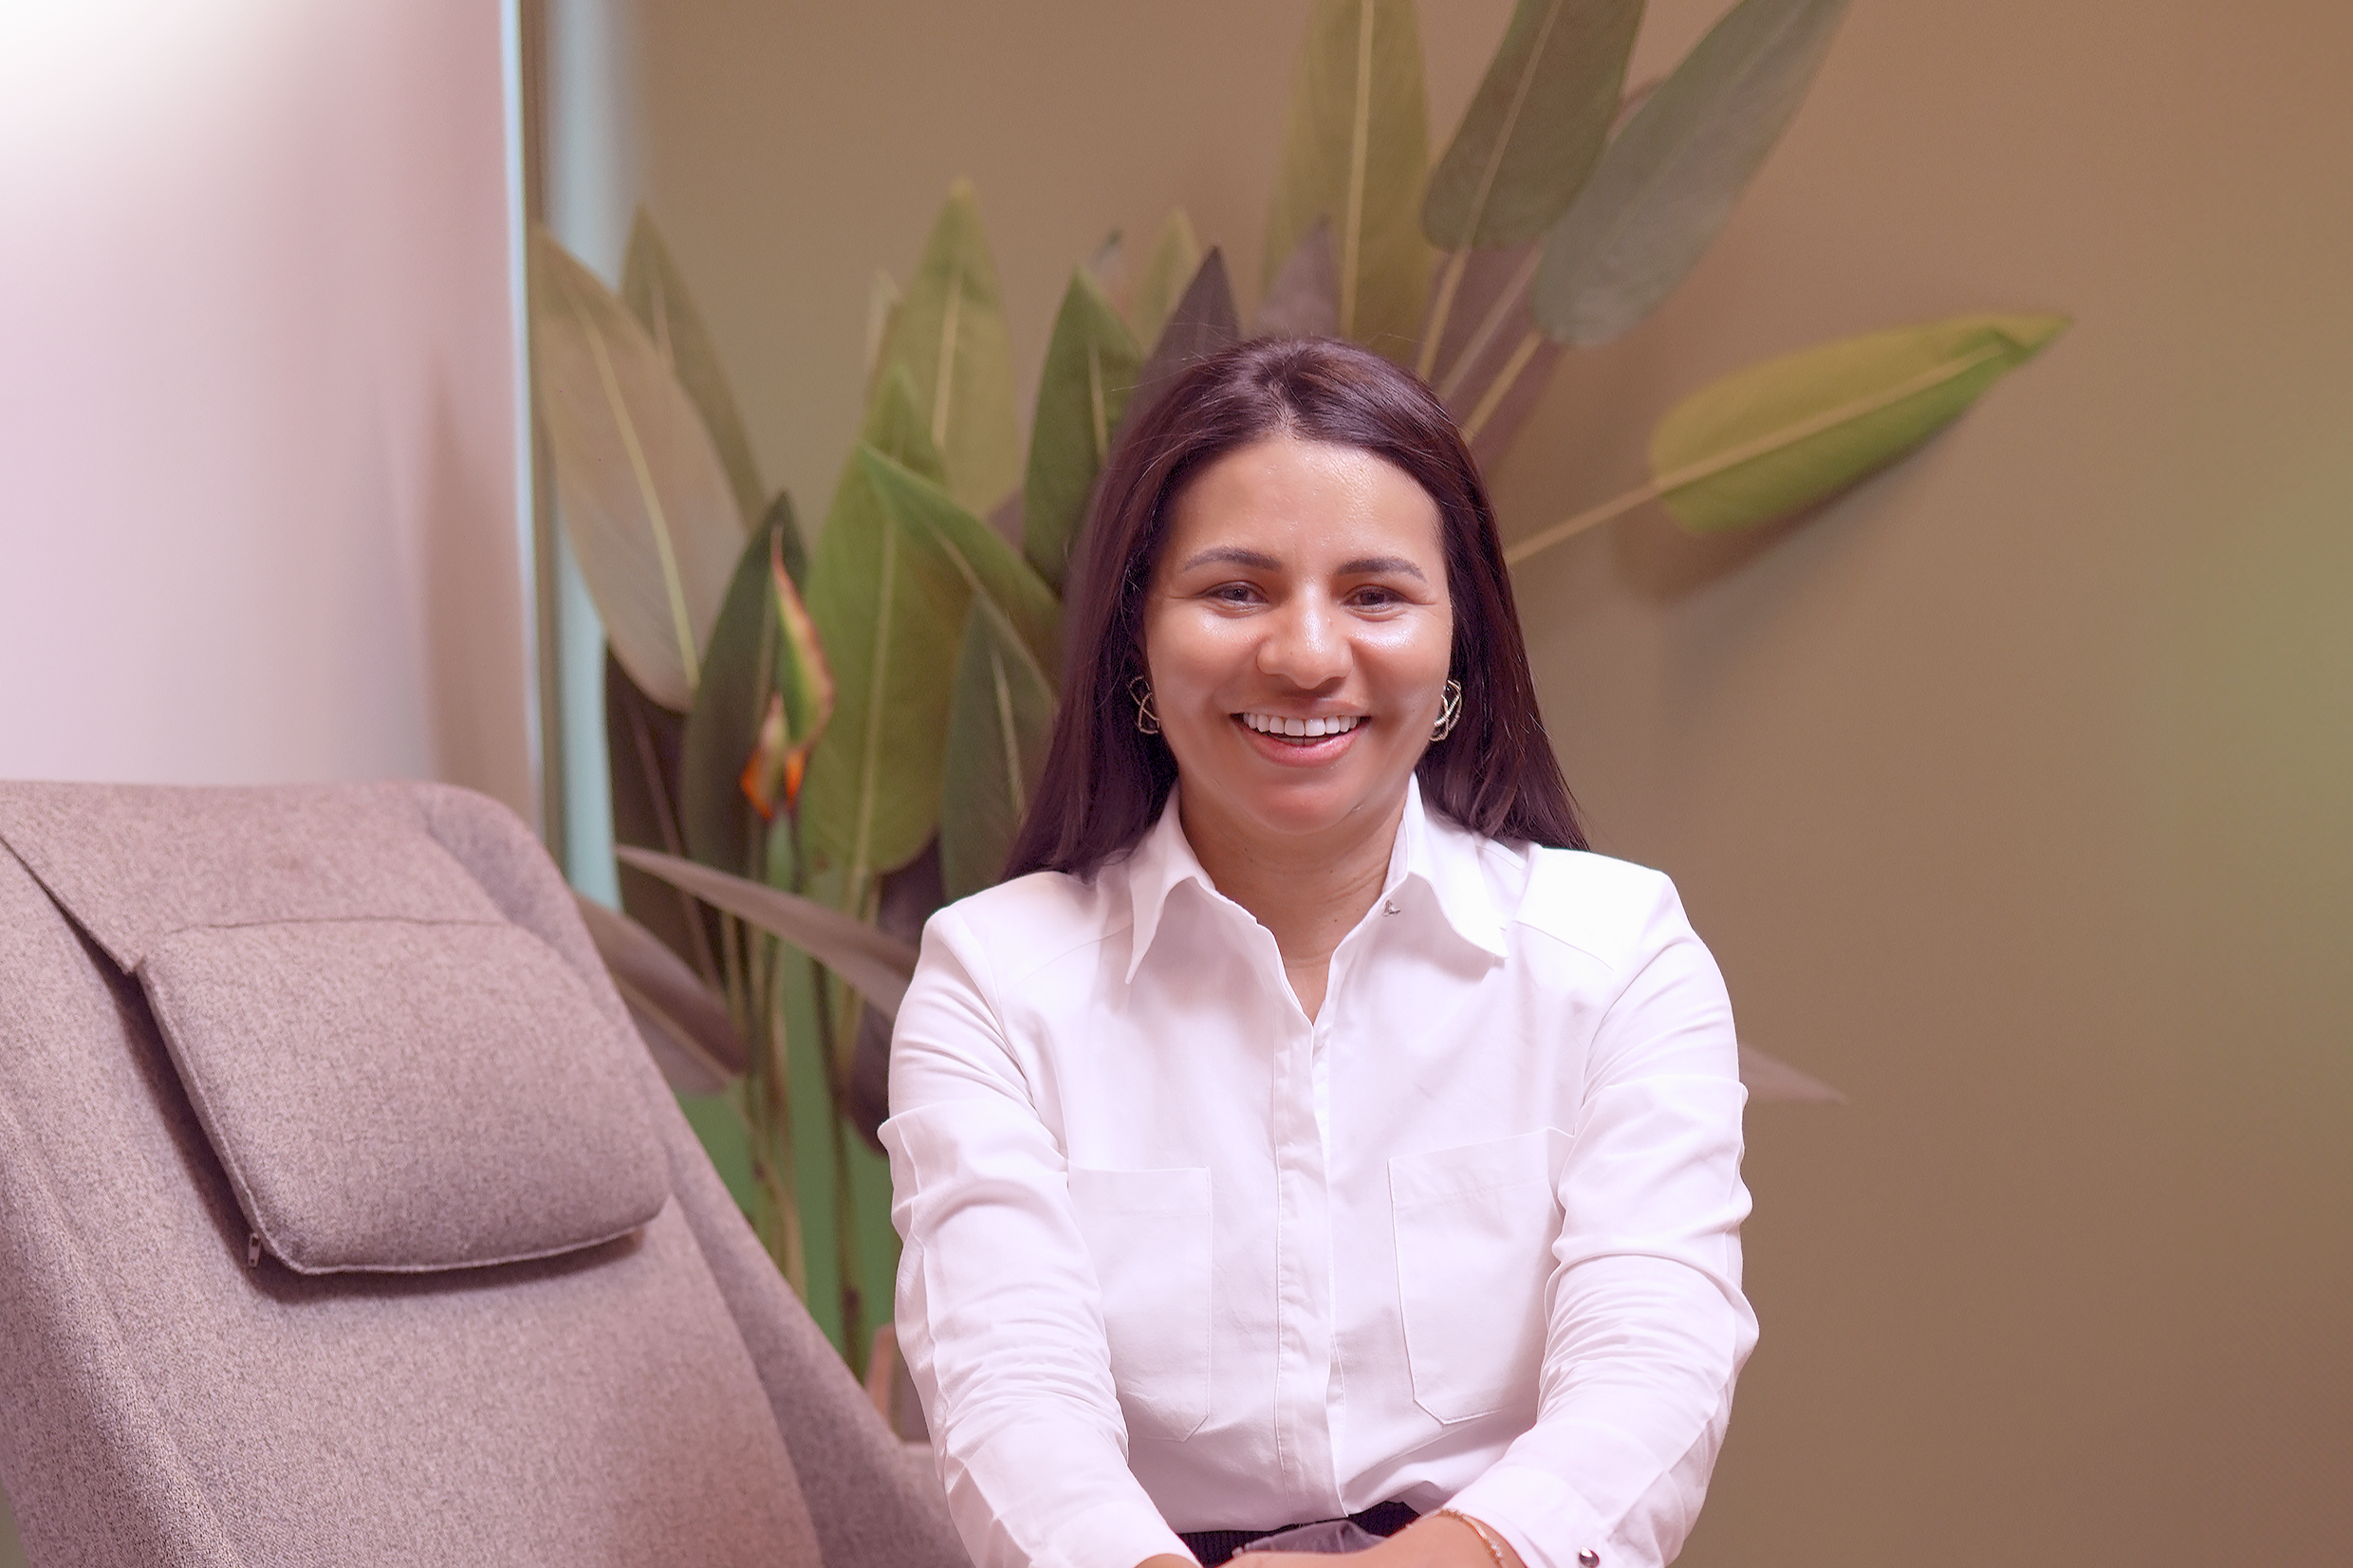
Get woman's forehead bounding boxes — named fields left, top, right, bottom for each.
left=1158, top=434, right=1443, bottom=570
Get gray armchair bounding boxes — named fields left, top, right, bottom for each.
left=0, top=781, right=963, bottom=1568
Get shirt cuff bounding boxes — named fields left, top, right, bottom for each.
left=1446, top=1463, right=1612, bottom=1568
left=1034, top=1494, right=1192, bottom=1568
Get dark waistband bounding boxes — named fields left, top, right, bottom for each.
left=1180, top=1501, right=1418, bottom=1565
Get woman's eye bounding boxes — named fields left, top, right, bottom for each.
left=1347, top=585, right=1404, bottom=610
left=1207, top=582, right=1263, bottom=606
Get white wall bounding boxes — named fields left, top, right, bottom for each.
left=0, top=3, right=528, bottom=1554
left=0, top=0, right=531, bottom=815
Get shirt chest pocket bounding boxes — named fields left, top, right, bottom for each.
left=1389, top=1129, right=1568, bottom=1424
left=1066, top=1166, right=1212, bottom=1442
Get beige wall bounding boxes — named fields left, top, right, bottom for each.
left=636, top=2, right=2350, bottom=1564
left=0, top=0, right=531, bottom=817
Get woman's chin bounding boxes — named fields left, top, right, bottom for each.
left=1205, top=775, right=1412, bottom=851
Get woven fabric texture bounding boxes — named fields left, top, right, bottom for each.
left=0, top=781, right=968, bottom=1568
left=140, top=919, right=666, bottom=1273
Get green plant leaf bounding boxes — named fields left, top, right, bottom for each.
left=1415, top=238, right=1562, bottom=468
left=530, top=229, right=741, bottom=710
left=765, top=529, right=836, bottom=802
left=572, top=891, right=746, bottom=1093
left=1023, top=268, right=1143, bottom=592
left=859, top=446, right=1062, bottom=676
left=1264, top=0, right=1432, bottom=355
left=1650, top=312, right=2069, bottom=532
left=1422, top=0, right=1642, bottom=250
left=939, top=601, right=1058, bottom=902
left=1255, top=218, right=1341, bottom=338
left=621, top=211, right=765, bottom=533
left=1115, top=249, right=1244, bottom=451
left=863, top=270, right=901, bottom=398
left=763, top=488, right=810, bottom=587
left=1533, top=0, right=1848, bottom=347
left=1502, top=312, right=2068, bottom=563
left=604, top=648, right=720, bottom=985
left=680, top=494, right=828, bottom=878
left=796, top=373, right=969, bottom=913
left=616, top=846, right=921, bottom=1017
left=1084, top=229, right=1125, bottom=303
left=873, top=180, right=1022, bottom=514
left=1129, top=209, right=1200, bottom=350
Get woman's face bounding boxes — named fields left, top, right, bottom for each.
left=1143, top=434, right=1454, bottom=853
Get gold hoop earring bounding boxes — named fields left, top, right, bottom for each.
left=1430, top=679, right=1463, bottom=743
left=1130, top=674, right=1162, bottom=735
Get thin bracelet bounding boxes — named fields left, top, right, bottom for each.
left=1435, top=1509, right=1507, bottom=1568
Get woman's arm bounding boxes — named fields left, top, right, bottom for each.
left=886, top=908, right=1195, bottom=1568
left=1442, top=875, right=1758, bottom=1568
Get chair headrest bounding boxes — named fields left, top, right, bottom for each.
left=0, top=783, right=669, bottom=1275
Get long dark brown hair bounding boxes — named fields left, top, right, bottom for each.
left=1004, top=336, right=1584, bottom=879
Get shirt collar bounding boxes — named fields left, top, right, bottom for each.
left=1122, top=775, right=1510, bottom=982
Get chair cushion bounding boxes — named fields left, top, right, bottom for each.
left=0, top=783, right=668, bottom=1275
left=139, top=918, right=668, bottom=1273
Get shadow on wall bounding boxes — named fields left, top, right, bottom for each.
left=2, top=1483, right=24, bottom=1568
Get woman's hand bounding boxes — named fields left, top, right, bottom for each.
left=1241, top=1511, right=1525, bottom=1568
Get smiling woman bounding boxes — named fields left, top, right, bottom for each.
left=882, top=340, right=1752, bottom=1568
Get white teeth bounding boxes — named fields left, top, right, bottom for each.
left=1240, top=711, right=1360, bottom=738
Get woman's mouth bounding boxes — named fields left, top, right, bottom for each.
left=1239, top=711, right=1361, bottom=740
left=1232, top=710, right=1364, bottom=763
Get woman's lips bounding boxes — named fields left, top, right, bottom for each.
left=1230, top=711, right=1364, bottom=765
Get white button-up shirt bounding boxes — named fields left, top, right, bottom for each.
left=884, top=779, right=1755, bottom=1568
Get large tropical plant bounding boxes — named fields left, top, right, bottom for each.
left=528, top=0, right=2064, bottom=1369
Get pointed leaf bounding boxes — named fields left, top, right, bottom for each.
left=1738, top=1043, right=1845, bottom=1104
left=864, top=269, right=901, bottom=395
left=860, top=446, right=1062, bottom=675
left=680, top=501, right=793, bottom=876
left=1650, top=313, right=2067, bottom=533
left=1416, top=238, right=1563, bottom=468
left=797, top=375, right=970, bottom=908
left=1112, top=249, right=1244, bottom=452
left=572, top=891, right=747, bottom=1093
left=1423, top=0, right=1643, bottom=250
left=1084, top=229, right=1126, bottom=300
left=769, top=530, right=835, bottom=790
left=605, top=649, right=720, bottom=985
left=874, top=180, right=1022, bottom=513
left=530, top=229, right=740, bottom=710
left=1264, top=0, right=1432, bottom=355
left=1129, top=209, right=1201, bottom=351
left=615, top=847, right=920, bottom=1017
left=681, top=496, right=831, bottom=875
left=621, top=211, right=765, bottom=532
left=1254, top=218, right=1341, bottom=339
left=939, top=601, right=1058, bottom=901
left=1024, top=268, right=1144, bottom=592
left=1533, top=0, right=1848, bottom=347
left=764, top=488, right=810, bottom=586
left=848, top=841, right=946, bottom=1146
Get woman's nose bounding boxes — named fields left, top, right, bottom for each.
left=1256, top=594, right=1349, bottom=688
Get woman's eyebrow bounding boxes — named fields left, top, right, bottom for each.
left=1172, top=547, right=1429, bottom=583
left=1174, top=545, right=1283, bottom=573
left=1338, top=555, right=1428, bottom=581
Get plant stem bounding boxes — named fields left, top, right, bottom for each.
left=1460, top=328, right=1546, bottom=445
left=1417, top=249, right=1469, bottom=380
left=1436, top=245, right=1543, bottom=405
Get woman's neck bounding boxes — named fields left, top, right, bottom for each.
left=1178, top=787, right=1406, bottom=1020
